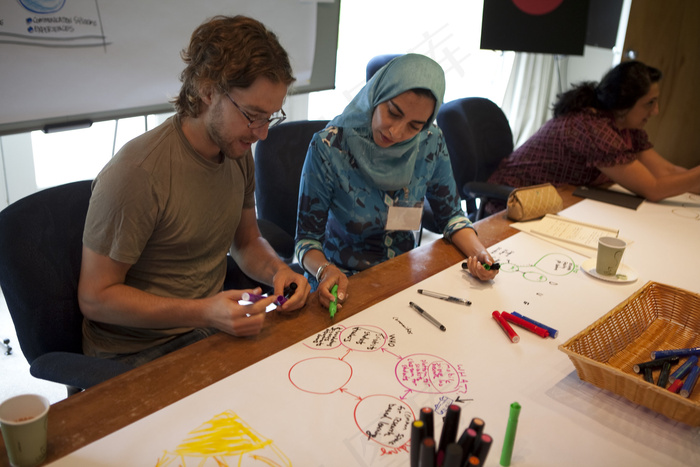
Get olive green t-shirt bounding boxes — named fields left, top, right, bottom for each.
left=82, top=116, right=255, bottom=357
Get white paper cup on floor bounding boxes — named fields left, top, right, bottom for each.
left=0, top=394, right=49, bottom=467
left=596, top=236, right=627, bottom=276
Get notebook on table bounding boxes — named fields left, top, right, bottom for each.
left=573, top=186, right=645, bottom=210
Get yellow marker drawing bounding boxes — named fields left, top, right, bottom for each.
left=155, top=410, right=291, bottom=466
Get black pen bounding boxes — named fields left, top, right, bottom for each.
left=417, top=289, right=471, bottom=306
left=409, top=301, right=446, bottom=331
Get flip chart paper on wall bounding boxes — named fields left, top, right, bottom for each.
left=45, top=218, right=700, bottom=467
left=0, top=0, right=339, bottom=135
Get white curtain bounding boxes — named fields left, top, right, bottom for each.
left=501, top=53, right=568, bottom=149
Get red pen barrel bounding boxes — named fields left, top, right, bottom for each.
left=492, top=311, right=519, bottom=343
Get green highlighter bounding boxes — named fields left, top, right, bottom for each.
left=329, top=284, right=338, bottom=318
left=500, top=401, right=521, bottom=466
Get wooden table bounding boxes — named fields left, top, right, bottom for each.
left=0, top=187, right=580, bottom=466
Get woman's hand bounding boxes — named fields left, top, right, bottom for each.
left=451, top=229, right=499, bottom=281
left=318, top=264, right=349, bottom=311
left=463, top=250, right=499, bottom=281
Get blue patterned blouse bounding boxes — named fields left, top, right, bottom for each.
left=295, top=124, right=473, bottom=289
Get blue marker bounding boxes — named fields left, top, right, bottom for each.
left=680, top=366, right=700, bottom=398
left=651, top=347, right=700, bottom=359
left=669, top=355, right=699, bottom=384
left=511, top=312, right=559, bottom=338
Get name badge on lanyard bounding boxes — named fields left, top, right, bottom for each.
left=384, top=189, right=423, bottom=231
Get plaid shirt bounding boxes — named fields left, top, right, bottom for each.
left=489, top=110, right=652, bottom=188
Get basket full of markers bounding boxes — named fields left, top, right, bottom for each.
left=559, top=281, right=700, bottom=426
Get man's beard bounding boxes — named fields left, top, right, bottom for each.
left=207, top=102, right=246, bottom=160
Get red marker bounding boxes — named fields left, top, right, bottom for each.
left=668, top=378, right=684, bottom=394
left=492, top=311, right=519, bottom=343
left=502, top=312, right=549, bottom=338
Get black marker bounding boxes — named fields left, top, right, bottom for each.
left=419, top=407, right=435, bottom=439
left=633, top=355, right=680, bottom=374
left=410, top=420, right=426, bottom=467
left=462, top=261, right=500, bottom=271
left=409, top=302, right=446, bottom=332
left=283, top=282, right=297, bottom=300
left=437, top=404, right=461, bottom=463
left=457, top=428, right=478, bottom=461
left=657, top=360, right=673, bottom=388
left=417, top=289, right=471, bottom=306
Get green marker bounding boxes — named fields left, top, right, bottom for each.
left=500, top=402, right=521, bottom=466
left=329, top=284, right=338, bottom=318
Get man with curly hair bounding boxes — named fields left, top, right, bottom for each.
left=78, top=16, right=309, bottom=367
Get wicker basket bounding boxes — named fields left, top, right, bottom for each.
left=559, top=281, right=700, bottom=426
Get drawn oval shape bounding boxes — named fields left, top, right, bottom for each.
left=340, top=325, right=387, bottom=352
left=288, top=357, right=352, bottom=394
left=354, top=395, right=415, bottom=449
left=395, top=353, right=462, bottom=394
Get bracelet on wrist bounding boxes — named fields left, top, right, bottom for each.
left=315, top=261, right=332, bottom=283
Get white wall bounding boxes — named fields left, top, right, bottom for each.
left=564, top=0, right=631, bottom=90
left=566, top=46, right=617, bottom=90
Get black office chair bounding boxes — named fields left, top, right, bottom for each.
left=0, top=181, right=132, bottom=396
left=254, top=120, right=330, bottom=267
left=436, top=97, right=515, bottom=221
left=366, top=53, right=403, bottom=82
left=0, top=181, right=261, bottom=396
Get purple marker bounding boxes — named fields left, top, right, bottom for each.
left=241, top=292, right=286, bottom=306
left=241, top=292, right=265, bottom=302
left=511, top=312, right=558, bottom=338
left=274, top=295, right=287, bottom=306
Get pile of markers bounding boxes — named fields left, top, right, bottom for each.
left=410, top=405, right=491, bottom=467
left=633, top=347, right=700, bottom=397
left=492, top=311, right=558, bottom=343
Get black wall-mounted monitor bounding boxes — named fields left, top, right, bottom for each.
left=480, top=0, right=590, bottom=56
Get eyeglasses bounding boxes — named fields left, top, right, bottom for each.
left=221, top=90, right=286, bottom=129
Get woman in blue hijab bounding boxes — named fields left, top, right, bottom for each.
left=295, top=54, right=498, bottom=309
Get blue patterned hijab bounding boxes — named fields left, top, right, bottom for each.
left=330, top=54, right=446, bottom=191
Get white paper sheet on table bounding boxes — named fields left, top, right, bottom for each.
left=45, top=219, right=700, bottom=467
left=511, top=213, right=632, bottom=258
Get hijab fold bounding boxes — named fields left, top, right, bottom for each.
left=330, top=54, right=446, bottom=191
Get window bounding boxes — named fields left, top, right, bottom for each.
left=31, top=114, right=170, bottom=189
left=308, top=0, right=514, bottom=120
left=2, top=1, right=513, bottom=205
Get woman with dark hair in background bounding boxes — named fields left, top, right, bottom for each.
left=485, top=60, right=700, bottom=215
